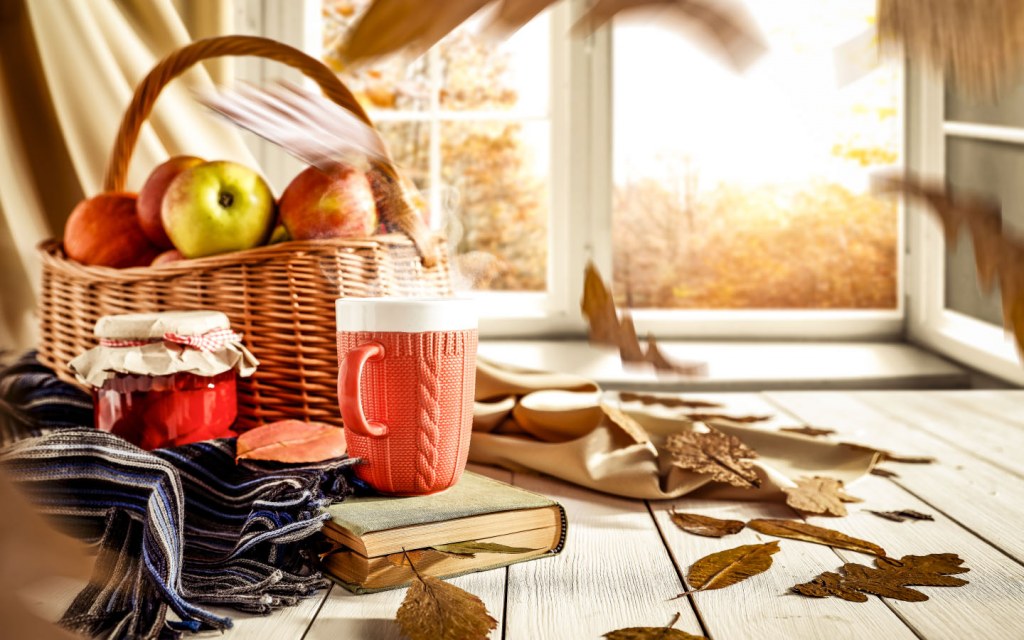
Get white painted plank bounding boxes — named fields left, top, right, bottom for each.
left=651, top=498, right=917, bottom=640
left=503, top=472, right=704, bottom=640
left=939, top=390, right=1024, bottom=427
left=766, top=391, right=1024, bottom=562
left=305, top=465, right=510, bottom=640
left=857, top=391, right=1024, bottom=476
left=800, top=474, right=1024, bottom=640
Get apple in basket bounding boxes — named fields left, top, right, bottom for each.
left=161, top=160, right=275, bottom=259
left=63, top=193, right=161, bottom=268
left=277, top=164, right=378, bottom=240
left=137, top=155, right=204, bottom=249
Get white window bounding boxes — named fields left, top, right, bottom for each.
left=905, top=66, right=1024, bottom=384
left=237, top=0, right=903, bottom=339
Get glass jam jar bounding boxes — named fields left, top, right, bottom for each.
left=69, top=311, right=258, bottom=450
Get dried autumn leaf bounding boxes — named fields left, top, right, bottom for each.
left=604, top=612, right=707, bottom=640
left=665, top=428, right=761, bottom=489
left=783, top=477, right=863, bottom=517
left=396, top=553, right=498, bottom=640
left=840, top=442, right=936, bottom=464
left=792, top=553, right=970, bottom=603
left=682, top=541, right=780, bottom=593
left=581, top=262, right=704, bottom=375
left=619, top=392, right=722, bottom=410
left=780, top=426, right=836, bottom=437
left=386, top=549, right=436, bottom=567
left=432, top=541, right=539, bottom=557
left=687, top=413, right=772, bottom=424
left=870, top=468, right=900, bottom=478
left=867, top=510, right=934, bottom=523
left=668, top=510, right=745, bottom=538
left=235, top=419, right=347, bottom=463
left=746, top=519, right=886, bottom=557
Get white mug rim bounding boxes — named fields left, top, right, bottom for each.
left=336, top=297, right=477, bottom=333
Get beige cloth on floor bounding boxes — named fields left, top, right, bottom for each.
left=469, top=358, right=876, bottom=501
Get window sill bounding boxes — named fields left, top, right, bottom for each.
left=478, top=339, right=973, bottom=391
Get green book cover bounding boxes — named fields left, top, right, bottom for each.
left=324, top=471, right=559, bottom=536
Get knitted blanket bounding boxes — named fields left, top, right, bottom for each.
left=0, top=354, right=359, bottom=639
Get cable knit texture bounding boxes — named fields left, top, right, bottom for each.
left=337, top=329, right=477, bottom=495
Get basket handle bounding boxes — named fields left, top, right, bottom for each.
left=103, top=35, right=437, bottom=267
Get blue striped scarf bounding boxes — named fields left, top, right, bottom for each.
left=0, top=353, right=359, bottom=639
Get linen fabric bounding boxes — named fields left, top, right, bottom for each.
left=470, top=358, right=877, bottom=500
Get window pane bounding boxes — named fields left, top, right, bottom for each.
left=947, top=84, right=1024, bottom=128
left=945, top=138, right=1024, bottom=325
left=322, top=0, right=431, bottom=111
left=441, top=121, right=549, bottom=291
left=612, top=0, right=899, bottom=309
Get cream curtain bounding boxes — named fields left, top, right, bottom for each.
left=0, top=0, right=256, bottom=352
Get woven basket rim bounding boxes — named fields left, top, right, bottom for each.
left=38, top=233, right=445, bottom=282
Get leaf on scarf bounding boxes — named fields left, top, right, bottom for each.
left=793, top=553, right=969, bottom=603
left=867, top=509, right=934, bottom=523
left=680, top=541, right=780, bottom=594
left=431, top=541, right=539, bottom=558
left=619, top=391, right=723, bottom=410
left=746, top=519, right=886, bottom=557
left=582, top=262, right=704, bottom=375
left=870, top=467, right=900, bottom=478
left=687, top=413, right=772, bottom=424
left=780, top=426, right=837, bottom=437
left=602, top=404, right=652, bottom=444
left=603, top=612, right=707, bottom=639
left=840, top=442, right=936, bottom=464
left=235, top=420, right=347, bottom=463
left=783, top=477, right=863, bottom=516
left=668, top=510, right=745, bottom=538
left=665, top=428, right=761, bottom=489
left=396, top=552, right=498, bottom=640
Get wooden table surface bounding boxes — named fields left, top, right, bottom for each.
left=24, top=390, right=1024, bottom=639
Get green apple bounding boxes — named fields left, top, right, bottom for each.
left=161, top=160, right=275, bottom=258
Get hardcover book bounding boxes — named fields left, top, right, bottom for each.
left=321, top=471, right=567, bottom=592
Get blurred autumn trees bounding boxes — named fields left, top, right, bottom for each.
left=323, top=0, right=548, bottom=291
left=323, top=0, right=898, bottom=307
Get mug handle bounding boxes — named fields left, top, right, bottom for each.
left=338, top=342, right=388, bottom=438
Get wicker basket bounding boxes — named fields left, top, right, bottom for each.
left=37, top=36, right=452, bottom=430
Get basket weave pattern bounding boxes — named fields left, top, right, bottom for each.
left=36, top=36, right=452, bottom=430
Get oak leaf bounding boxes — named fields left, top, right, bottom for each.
left=780, top=426, right=836, bottom=437
left=687, top=413, right=772, bottom=424
left=665, top=428, right=761, bottom=489
left=867, top=510, right=934, bottom=523
left=619, top=392, right=723, bottom=410
left=681, top=541, right=780, bottom=594
left=396, top=553, right=498, bottom=640
left=235, top=419, right=347, bottom=463
left=604, top=612, right=707, bottom=639
left=746, top=519, right=886, bottom=556
left=431, top=541, right=539, bottom=558
left=793, top=553, right=969, bottom=603
left=783, top=477, right=862, bottom=516
left=668, top=510, right=745, bottom=538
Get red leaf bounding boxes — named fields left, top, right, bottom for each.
left=236, top=420, right=347, bottom=463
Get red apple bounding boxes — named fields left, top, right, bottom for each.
left=277, top=165, right=378, bottom=240
left=151, top=249, right=185, bottom=266
left=64, top=193, right=161, bottom=268
left=137, top=156, right=204, bottom=249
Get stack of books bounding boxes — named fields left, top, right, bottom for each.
left=321, top=472, right=567, bottom=592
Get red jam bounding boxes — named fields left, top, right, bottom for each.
left=93, top=370, right=238, bottom=450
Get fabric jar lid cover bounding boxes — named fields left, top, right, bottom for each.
left=95, top=311, right=231, bottom=339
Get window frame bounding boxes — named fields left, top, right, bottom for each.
left=241, top=0, right=906, bottom=341
left=904, top=63, right=1024, bottom=384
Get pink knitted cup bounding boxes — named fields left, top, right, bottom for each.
left=336, top=298, right=477, bottom=495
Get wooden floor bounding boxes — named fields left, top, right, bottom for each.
left=24, top=390, right=1024, bottom=639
